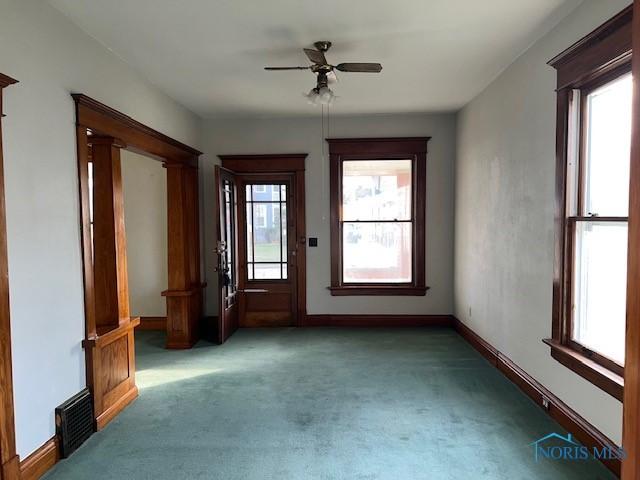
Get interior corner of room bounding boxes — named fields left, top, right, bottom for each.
left=0, top=0, right=639, bottom=479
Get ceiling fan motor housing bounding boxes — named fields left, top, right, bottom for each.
left=314, top=41, right=332, bottom=53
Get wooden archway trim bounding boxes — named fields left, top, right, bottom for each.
left=72, top=94, right=201, bottom=164
left=0, top=72, right=20, bottom=480
left=72, top=94, right=203, bottom=430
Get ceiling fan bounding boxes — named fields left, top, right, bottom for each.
left=264, top=41, right=383, bottom=105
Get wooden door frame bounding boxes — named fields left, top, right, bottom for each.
left=0, top=73, right=20, bottom=480
left=622, top=1, right=640, bottom=477
left=72, top=94, right=203, bottom=429
left=218, top=154, right=307, bottom=325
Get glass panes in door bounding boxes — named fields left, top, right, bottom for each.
left=245, top=184, right=288, bottom=280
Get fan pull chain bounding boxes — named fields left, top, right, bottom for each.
left=321, top=104, right=327, bottom=221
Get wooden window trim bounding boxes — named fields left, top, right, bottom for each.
left=547, top=6, right=632, bottom=402
left=327, top=137, right=430, bottom=296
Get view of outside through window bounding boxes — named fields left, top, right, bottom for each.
left=245, top=184, right=287, bottom=280
left=342, top=159, right=412, bottom=283
left=572, top=73, right=631, bottom=365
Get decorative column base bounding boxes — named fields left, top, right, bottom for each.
left=163, top=289, right=201, bottom=349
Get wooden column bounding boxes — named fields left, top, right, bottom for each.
left=0, top=74, right=19, bottom=480
left=162, top=163, right=200, bottom=349
left=163, top=162, right=202, bottom=349
left=91, top=137, right=129, bottom=330
left=82, top=136, right=139, bottom=431
left=622, top=1, right=640, bottom=477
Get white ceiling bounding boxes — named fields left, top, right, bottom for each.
left=49, top=0, right=580, bottom=118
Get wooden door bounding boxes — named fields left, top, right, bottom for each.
left=237, top=174, right=298, bottom=327
left=215, top=166, right=239, bottom=343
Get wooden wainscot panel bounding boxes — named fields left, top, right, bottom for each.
left=83, top=317, right=139, bottom=430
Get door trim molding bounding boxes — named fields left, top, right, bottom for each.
left=219, top=154, right=307, bottom=325
left=0, top=73, right=20, bottom=480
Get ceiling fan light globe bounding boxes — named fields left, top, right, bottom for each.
left=317, top=86, right=334, bottom=104
left=306, top=88, right=321, bottom=106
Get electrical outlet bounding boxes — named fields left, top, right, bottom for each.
left=542, top=396, right=550, bottom=410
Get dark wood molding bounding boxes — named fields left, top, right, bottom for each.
left=548, top=6, right=631, bottom=395
left=136, top=316, right=167, bottom=330
left=622, top=1, right=640, bottom=477
left=327, top=137, right=429, bottom=296
left=543, top=339, right=623, bottom=401
left=219, top=154, right=307, bottom=172
left=19, top=437, right=59, bottom=480
left=453, top=317, right=498, bottom=366
left=325, top=137, right=430, bottom=154
left=327, top=286, right=429, bottom=296
left=0, top=76, right=19, bottom=480
left=0, top=74, right=17, bottom=90
left=220, top=155, right=307, bottom=329
left=548, top=5, right=632, bottom=90
left=72, top=94, right=201, bottom=164
left=302, top=314, right=452, bottom=328
left=453, top=317, right=621, bottom=477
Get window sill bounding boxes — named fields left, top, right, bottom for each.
left=543, top=338, right=623, bottom=401
left=328, top=286, right=429, bottom=296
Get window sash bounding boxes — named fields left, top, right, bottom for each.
left=561, top=67, right=633, bottom=374
left=566, top=217, right=628, bottom=370
left=339, top=159, right=415, bottom=285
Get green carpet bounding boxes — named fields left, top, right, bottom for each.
left=44, top=328, right=616, bottom=479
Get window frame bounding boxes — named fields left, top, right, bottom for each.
left=546, top=6, right=632, bottom=401
left=327, top=137, right=430, bottom=296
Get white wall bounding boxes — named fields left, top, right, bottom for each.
left=200, top=113, right=456, bottom=317
left=0, top=0, right=200, bottom=458
left=454, top=0, right=631, bottom=444
left=122, top=150, right=168, bottom=317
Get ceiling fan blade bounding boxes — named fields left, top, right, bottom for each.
left=304, top=48, right=327, bottom=65
left=335, top=63, right=383, bottom=73
left=264, top=66, right=310, bottom=70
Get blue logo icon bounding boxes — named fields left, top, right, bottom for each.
left=530, top=432, right=626, bottom=462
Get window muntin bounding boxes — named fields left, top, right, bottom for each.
left=567, top=71, right=632, bottom=367
left=340, top=159, right=413, bottom=284
left=245, top=183, right=288, bottom=281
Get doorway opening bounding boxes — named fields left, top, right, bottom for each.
left=73, top=94, right=202, bottom=430
left=215, top=155, right=306, bottom=343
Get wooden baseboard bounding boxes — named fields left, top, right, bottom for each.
left=20, top=437, right=59, bottom=480
left=135, top=316, right=166, bottom=331
left=96, top=385, right=138, bottom=431
left=452, top=316, right=621, bottom=477
left=302, top=314, right=453, bottom=328
left=2, top=455, right=20, bottom=480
